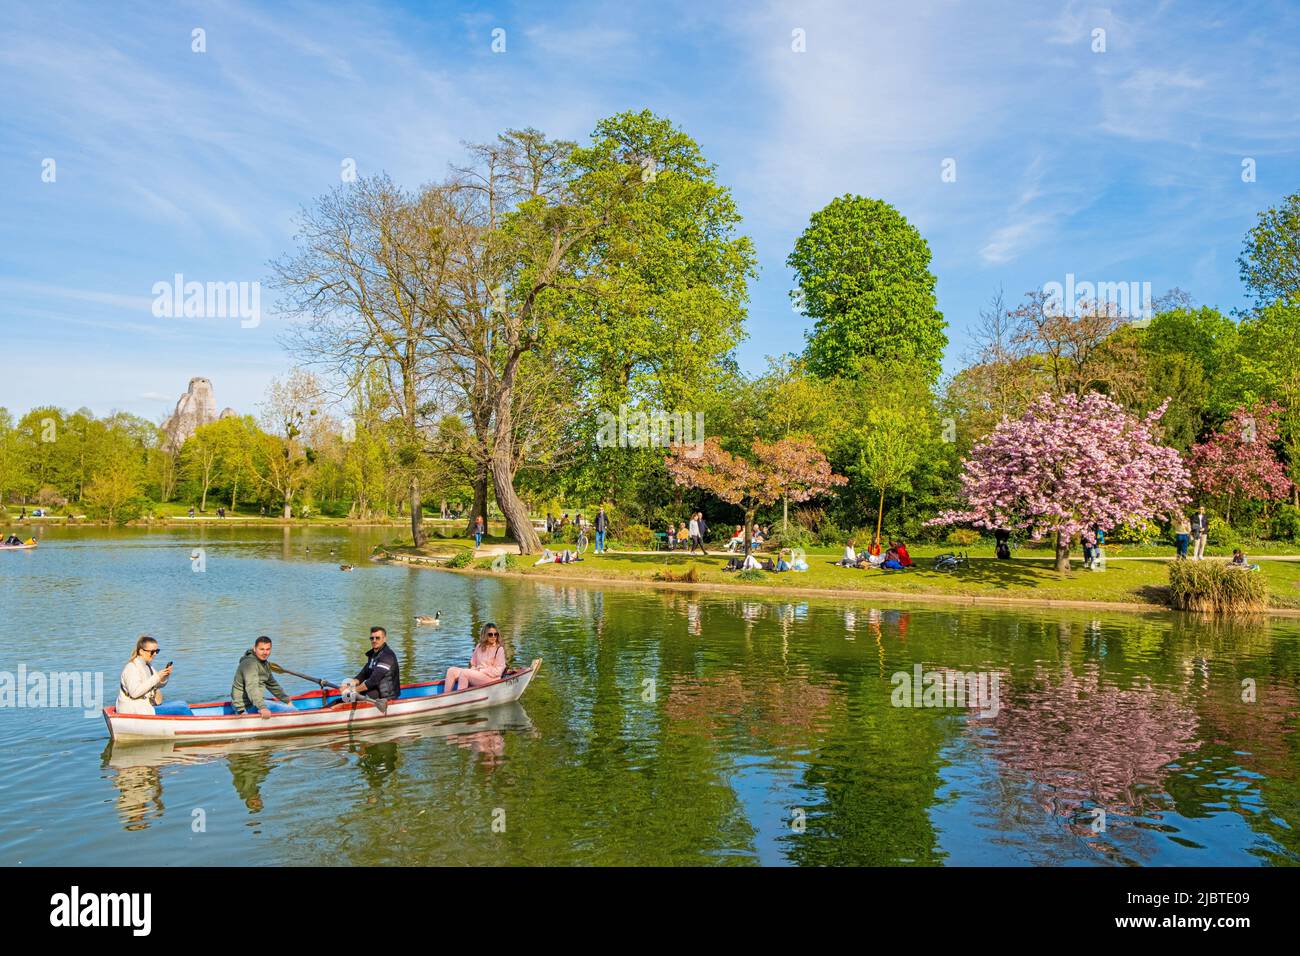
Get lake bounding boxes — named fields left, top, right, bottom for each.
left=2, top=525, right=1298, bottom=865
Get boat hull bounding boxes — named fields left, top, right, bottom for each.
left=103, top=659, right=541, bottom=742
left=0, top=544, right=37, bottom=550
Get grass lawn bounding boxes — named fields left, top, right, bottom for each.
left=387, top=536, right=1300, bottom=611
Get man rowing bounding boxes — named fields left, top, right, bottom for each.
left=231, top=636, right=296, bottom=718
left=341, top=626, right=401, bottom=702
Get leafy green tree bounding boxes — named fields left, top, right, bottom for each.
left=83, top=460, right=142, bottom=524
left=1239, top=191, right=1300, bottom=307
left=1239, top=304, right=1300, bottom=504
left=789, top=195, right=946, bottom=381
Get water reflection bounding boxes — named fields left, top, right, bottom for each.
left=100, top=703, right=533, bottom=829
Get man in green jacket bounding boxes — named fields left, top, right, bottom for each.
left=231, top=636, right=294, bottom=718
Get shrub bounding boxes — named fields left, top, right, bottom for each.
left=813, top=521, right=845, bottom=547
left=446, top=551, right=473, bottom=568
left=769, top=526, right=813, bottom=550
left=1167, top=560, right=1268, bottom=612
left=653, top=565, right=701, bottom=583
left=1272, top=504, right=1300, bottom=543
left=946, top=528, right=981, bottom=547
left=736, top=568, right=767, bottom=583
left=1111, top=518, right=1159, bottom=546
left=614, top=523, right=657, bottom=550
left=1206, top=515, right=1238, bottom=548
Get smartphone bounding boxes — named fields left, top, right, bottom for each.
left=166, top=661, right=173, bottom=669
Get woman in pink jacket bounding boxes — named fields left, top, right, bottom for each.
left=444, top=623, right=507, bottom=692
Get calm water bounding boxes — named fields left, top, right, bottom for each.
left=2, top=525, right=1298, bottom=866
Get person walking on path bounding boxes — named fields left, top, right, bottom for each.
left=1191, top=507, right=1210, bottom=560
left=1173, top=512, right=1192, bottom=559
left=473, top=514, right=485, bottom=549
left=688, top=513, right=700, bottom=553
left=594, top=508, right=609, bottom=554
left=697, top=512, right=709, bottom=553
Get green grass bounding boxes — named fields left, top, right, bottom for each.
left=480, top=549, right=1300, bottom=610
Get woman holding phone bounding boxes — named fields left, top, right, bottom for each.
left=116, top=635, right=172, bottom=715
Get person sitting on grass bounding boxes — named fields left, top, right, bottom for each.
left=775, top=549, right=793, bottom=572
left=891, top=540, right=913, bottom=568
left=838, top=539, right=858, bottom=567
left=1230, top=549, right=1261, bottom=571
left=879, top=547, right=905, bottom=571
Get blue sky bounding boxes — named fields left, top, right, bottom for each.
left=2, top=0, right=1298, bottom=422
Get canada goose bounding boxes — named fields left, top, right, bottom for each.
left=340, top=564, right=354, bottom=572
left=415, top=611, right=441, bottom=627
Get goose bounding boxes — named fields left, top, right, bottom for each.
left=415, top=611, right=441, bottom=627
left=339, top=564, right=354, bottom=572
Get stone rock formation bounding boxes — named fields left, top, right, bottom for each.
left=163, top=377, right=219, bottom=449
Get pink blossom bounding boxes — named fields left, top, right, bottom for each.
left=929, top=391, right=1192, bottom=539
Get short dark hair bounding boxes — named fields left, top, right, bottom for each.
left=370, top=626, right=386, bottom=637
left=255, top=636, right=272, bottom=647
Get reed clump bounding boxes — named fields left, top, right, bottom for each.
left=654, top=565, right=701, bottom=583
left=1167, top=560, right=1268, bottom=613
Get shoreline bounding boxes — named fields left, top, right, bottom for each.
left=376, top=552, right=1300, bottom=619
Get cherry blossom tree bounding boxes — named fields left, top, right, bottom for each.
left=931, top=391, right=1191, bottom=571
left=1190, top=402, right=1292, bottom=524
left=666, top=436, right=845, bottom=552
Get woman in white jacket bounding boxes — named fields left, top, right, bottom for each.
left=116, top=635, right=172, bottom=715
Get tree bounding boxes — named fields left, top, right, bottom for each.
left=1239, top=190, right=1300, bottom=307
left=180, top=426, right=220, bottom=512
left=83, top=460, right=141, bottom=525
left=0, top=409, right=22, bottom=506
left=1239, top=303, right=1300, bottom=504
left=932, top=392, right=1191, bottom=571
left=274, top=175, right=461, bottom=546
left=851, top=405, right=925, bottom=545
left=256, top=371, right=321, bottom=518
left=666, top=436, right=845, bottom=552
left=1190, top=402, right=1292, bottom=523
left=789, top=194, right=946, bottom=381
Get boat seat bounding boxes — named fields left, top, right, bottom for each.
left=154, top=701, right=194, bottom=716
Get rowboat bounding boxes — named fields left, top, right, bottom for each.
left=0, top=542, right=37, bottom=550
left=104, top=702, right=534, bottom=766
left=103, top=658, right=542, bottom=742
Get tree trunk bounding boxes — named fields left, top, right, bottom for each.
left=283, top=496, right=292, bottom=519
left=743, top=505, right=756, bottom=553
left=489, top=364, right=540, bottom=553
left=230, top=477, right=238, bottom=511
left=491, top=453, right=539, bottom=553
left=409, top=473, right=425, bottom=547
left=465, top=468, right=489, bottom=537
left=1054, top=530, right=1071, bottom=572
left=783, top=496, right=788, bottom=533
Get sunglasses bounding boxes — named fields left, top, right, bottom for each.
left=486, top=632, right=499, bottom=637
left=369, top=635, right=384, bottom=641
left=143, top=647, right=160, bottom=654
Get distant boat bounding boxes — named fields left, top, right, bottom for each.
left=0, top=541, right=37, bottom=551
left=103, top=659, right=542, bottom=742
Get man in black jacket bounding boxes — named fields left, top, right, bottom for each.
left=1191, top=506, right=1210, bottom=561
left=344, top=626, right=401, bottom=701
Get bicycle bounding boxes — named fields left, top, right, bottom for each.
left=575, top=530, right=589, bottom=555
left=933, top=551, right=969, bottom=572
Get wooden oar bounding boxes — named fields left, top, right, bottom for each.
left=270, top=662, right=388, bottom=714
